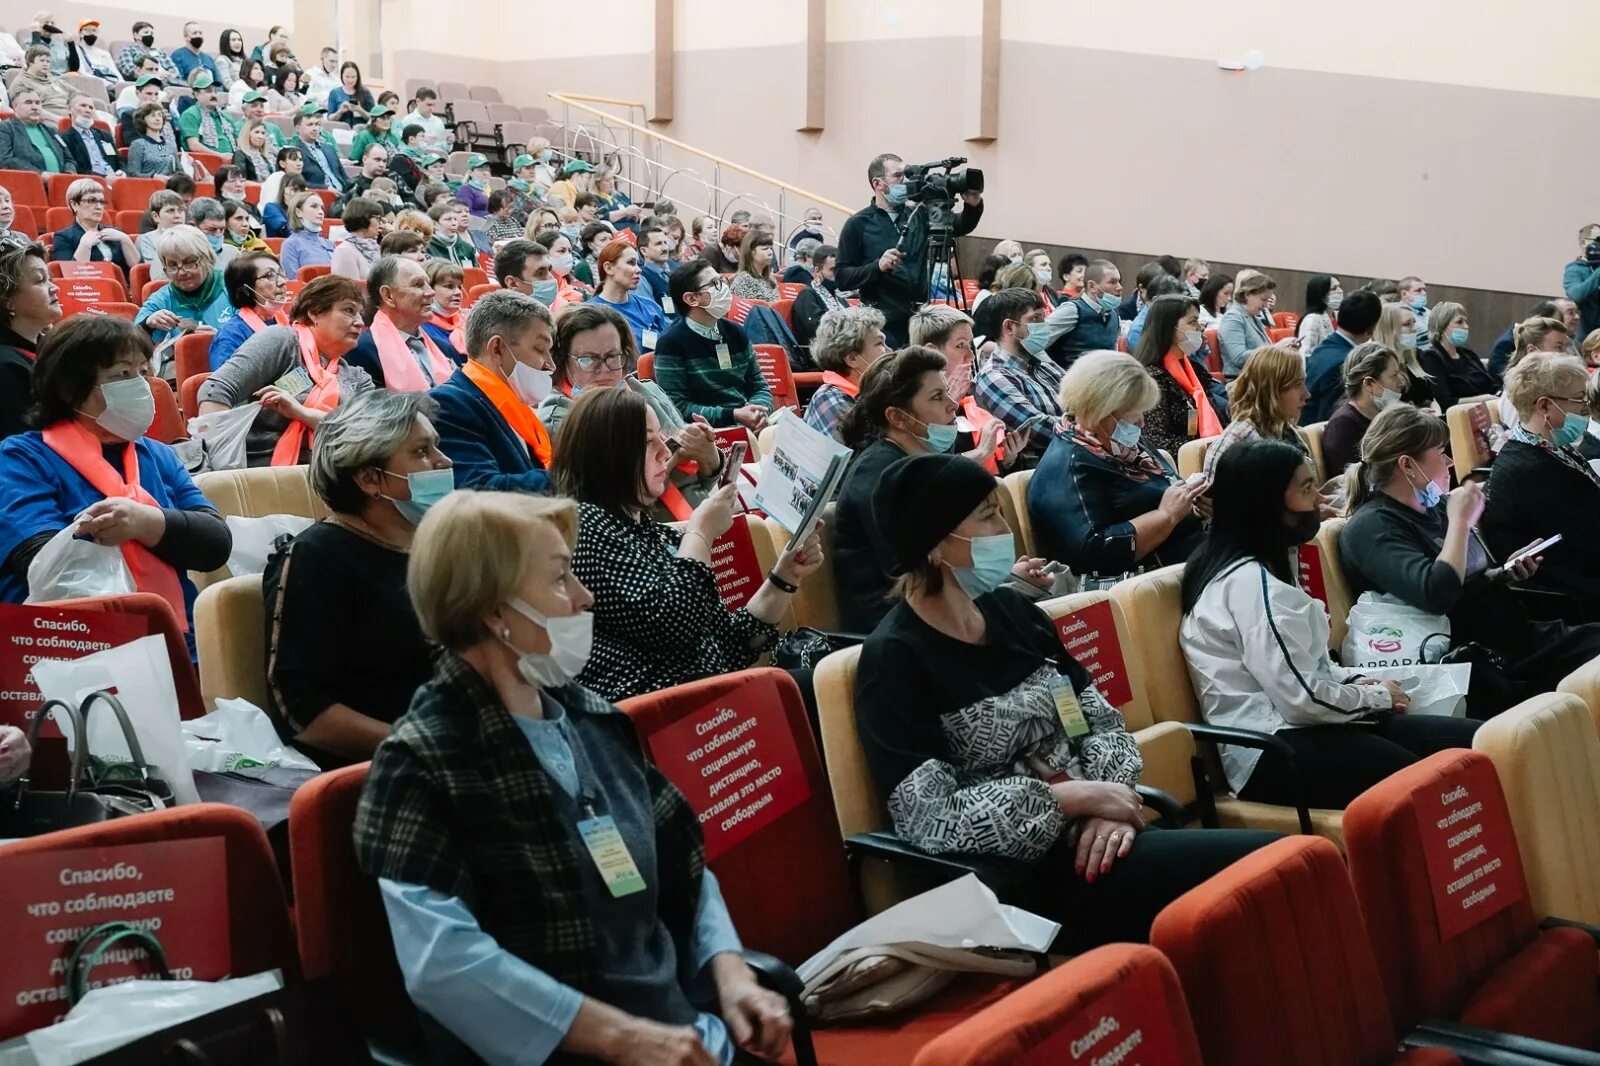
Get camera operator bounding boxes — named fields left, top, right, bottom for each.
left=1563, top=221, right=1600, bottom=342
left=837, top=153, right=984, bottom=348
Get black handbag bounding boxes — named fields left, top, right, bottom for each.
left=0, top=692, right=174, bottom=838
left=769, top=627, right=865, bottom=671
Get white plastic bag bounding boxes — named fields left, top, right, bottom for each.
left=185, top=402, right=261, bottom=473
left=8, top=972, right=282, bottom=1065
left=223, top=514, right=312, bottom=577
left=23, top=526, right=135, bottom=603
left=1354, top=663, right=1473, bottom=717
left=182, top=697, right=318, bottom=774
left=1341, top=592, right=1452, bottom=667
left=30, top=635, right=200, bottom=804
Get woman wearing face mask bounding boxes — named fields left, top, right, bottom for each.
left=590, top=242, right=667, bottom=353
left=0, top=315, right=229, bottom=641
left=51, top=179, right=137, bottom=277
left=196, top=274, right=373, bottom=466
left=1024, top=249, right=1060, bottom=309
left=856, top=451, right=1273, bottom=947
left=1028, top=351, right=1207, bottom=578
left=1297, top=274, right=1342, bottom=352
left=1494, top=316, right=1571, bottom=435
left=264, top=390, right=449, bottom=768
left=1180, top=439, right=1479, bottom=809
left=0, top=239, right=59, bottom=440
left=347, top=255, right=459, bottom=390
left=421, top=258, right=467, bottom=356
left=1320, top=343, right=1408, bottom=478
left=1196, top=275, right=1233, bottom=331
left=136, top=225, right=232, bottom=346
left=728, top=229, right=779, bottom=303
left=279, top=192, right=334, bottom=278
left=1341, top=404, right=1600, bottom=717
left=789, top=244, right=845, bottom=357
left=1217, top=270, right=1279, bottom=380
left=702, top=221, right=745, bottom=277
left=802, top=305, right=888, bottom=442
left=221, top=200, right=269, bottom=255
left=1130, top=293, right=1229, bottom=460
left=1416, top=300, right=1500, bottom=414
left=354, top=489, right=792, bottom=1066
left=208, top=251, right=286, bottom=370
left=536, top=229, right=590, bottom=304
left=834, top=349, right=1053, bottom=633
left=1370, top=301, right=1436, bottom=411
left=1483, top=353, right=1600, bottom=617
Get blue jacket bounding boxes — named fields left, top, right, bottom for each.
left=295, top=137, right=346, bottom=191
left=1303, top=331, right=1355, bottom=425
left=641, top=262, right=671, bottom=307
left=1564, top=259, right=1600, bottom=341
left=428, top=368, right=551, bottom=494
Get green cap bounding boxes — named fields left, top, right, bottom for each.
left=240, top=89, right=266, bottom=105
left=134, top=74, right=163, bottom=89
left=298, top=101, right=326, bottom=116
left=465, top=153, right=489, bottom=169
left=511, top=153, right=535, bottom=170
left=369, top=104, right=393, bottom=118
left=422, top=153, right=446, bottom=167
left=190, top=71, right=216, bottom=90
left=562, top=159, right=596, bottom=176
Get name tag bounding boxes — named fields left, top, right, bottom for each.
left=642, top=329, right=658, bottom=350
left=272, top=365, right=313, bottom=399
left=578, top=813, right=647, bottom=898
left=715, top=343, right=732, bottom=370
left=1050, top=675, right=1090, bottom=738
left=661, top=296, right=674, bottom=315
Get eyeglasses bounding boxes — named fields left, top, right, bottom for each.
left=254, top=269, right=286, bottom=283
left=572, top=351, right=626, bottom=371
left=1550, top=396, right=1592, bottom=416
left=77, top=196, right=105, bottom=206
left=164, top=257, right=205, bottom=273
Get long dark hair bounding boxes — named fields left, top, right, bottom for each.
left=1304, top=274, right=1335, bottom=317
left=550, top=387, right=654, bottom=515
left=1131, top=293, right=1198, bottom=368
left=1179, top=439, right=1308, bottom=614
left=218, top=29, right=246, bottom=59
left=1198, top=275, right=1232, bottom=318
left=839, top=346, right=946, bottom=450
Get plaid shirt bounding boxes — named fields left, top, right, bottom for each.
left=974, top=348, right=1066, bottom=468
left=803, top=383, right=854, bottom=442
left=117, top=44, right=179, bottom=81
left=354, top=654, right=707, bottom=994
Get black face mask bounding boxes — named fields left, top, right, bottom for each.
left=81, top=34, right=96, bottom=45
left=1284, top=507, right=1321, bottom=546
left=188, top=35, right=203, bottom=49
left=139, top=33, right=154, bottom=46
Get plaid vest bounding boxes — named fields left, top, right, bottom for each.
left=353, top=654, right=706, bottom=993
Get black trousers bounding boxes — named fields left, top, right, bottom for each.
left=1035, top=827, right=1278, bottom=953
left=1237, top=714, right=1481, bottom=810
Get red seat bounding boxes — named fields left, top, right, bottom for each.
left=43, top=206, right=72, bottom=233
left=776, top=281, right=802, bottom=301
left=147, top=375, right=186, bottom=444
left=461, top=266, right=488, bottom=290
left=1267, top=326, right=1294, bottom=343
left=111, top=177, right=165, bottom=212
left=174, top=332, right=213, bottom=385
left=1153, top=836, right=1463, bottom=1066
left=47, top=173, right=107, bottom=207
left=88, top=301, right=138, bottom=321
left=0, top=168, right=46, bottom=207
left=51, top=273, right=125, bottom=307
left=190, top=152, right=227, bottom=178
left=140, top=278, right=168, bottom=302
left=179, top=372, right=210, bottom=419
left=636, top=352, right=654, bottom=380
left=296, top=264, right=331, bottom=283
left=37, top=592, right=205, bottom=719
left=772, top=297, right=794, bottom=329
left=464, top=282, right=496, bottom=307
left=114, top=209, right=143, bottom=232
left=10, top=203, right=36, bottom=237
left=311, top=188, right=336, bottom=211
left=289, top=764, right=426, bottom=1060
left=1203, top=327, right=1223, bottom=381
left=1345, top=750, right=1600, bottom=1050
left=1273, top=311, right=1300, bottom=332
left=263, top=237, right=284, bottom=255
left=910, top=945, right=1204, bottom=1066
left=752, top=344, right=799, bottom=409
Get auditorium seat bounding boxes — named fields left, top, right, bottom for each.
left=53, top=274, right=126, bottom=308
left=1151, top=836, right=1463, bottom=1066
left=141, top=278, right=167, bottom=302
left=762, top=507, right=838, bottom=632
left=190, top=466, right=329, bottom=587
left=635, top=352, right=653, bottom=379
left=48, top=259, right=124, bottom=289
left=296, top=264, right=331, bottom=283
left=179, top=371, right=209, bottom=419
left=1176, top=436, right=1216, bottom=480
left=1272, top=311, right=1300, bottom=332
left=1303, top=420, right=1327, bottom=481
left=112, top=177, right=163, bottom=212
left=147, top=376, right=186, bottom=445
left=1345, top=749, right=1600, bottom=1050
left=1474, top=692, right=1600, bottom=926
left=910, top=944, right=1204, bottom=1066
left=173, top=332, right=213, bottom=387
left=194, top=574, right=267, bottom=710
left=999, top=469, right=1034, bottom=558
left=48, top=172, right=107, bottom=207
left=1111, top=565, right=1347, bottom=842
left=1314, top=517, right=1354, bottom=653
left=0, top=168, right=46, bottom=207
left=42, top=592, right=205, bottom=719
left=464, top=282, right=496, bottom=307
left=1446, top=400, right=1498, bottom=483
left=753, top=344, right=800, bottom=409
left=1557, top=656, right=1600, bottom=735
left=1202, top=328, right=1222, bottom=381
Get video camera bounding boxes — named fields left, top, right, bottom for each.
left=904, top=157, right=985, bottom=205
left=1586, top=239, right=1600, bottom=267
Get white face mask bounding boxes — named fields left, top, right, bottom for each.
left=1374, top=386, right=1402, bottom=410
left=1177, top=330, right=1204, bottom=355
left=704, top=283, right=733, bottom=320
left=509, top=361, right=553, bottom=405
left=1327, top=291, right=1344, bottom=312
left=87, top=376, right=155, bottom=441
left=501, top=597, right=593, bottom=687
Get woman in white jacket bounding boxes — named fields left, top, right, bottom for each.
left=1178, top=438, right=1479, bottom=809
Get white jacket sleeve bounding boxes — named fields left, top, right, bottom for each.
left=1232, top=565, right=1391, bottom=727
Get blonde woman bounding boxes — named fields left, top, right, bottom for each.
left=393, top=208, right=434, bottom=242
left=1217, top=269, right=1280, bottom=379
left=1494, top=315, right=1570, bottom=433
left=1204, top=344, right=1310, bottom=482
left=1416, top=299, right=1499, bottom=413
left=1582, top=328, right=1600, bottom=370
left=1371, top=301, right=1436, bottom=411
left=233, top=119, right=276, bottom=182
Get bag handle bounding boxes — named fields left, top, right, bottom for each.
left=8, top=699, right=90, bottom=808
left=168, top=1008, right=290, bottom=1066
left=77, top=690, right=153, bottom=788
left=65, top=919, right=172, bottom=1006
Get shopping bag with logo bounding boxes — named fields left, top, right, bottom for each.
left=1340, top=592, right=1451, bottom=667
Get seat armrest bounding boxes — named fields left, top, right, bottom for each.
left=1134, top=783, right=1188, bottom=828
left=742, top=949, right=816, bottom=1066
left=1407, top=1019, right=1600, bottom=1064
left=845, top=831, right=1037, bottom=904
left=1540, top=916, right=1600, bottom=945
left=1183, top=723, right=1313, bottom=835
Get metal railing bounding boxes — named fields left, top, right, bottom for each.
left=549, top=91, right=848, bottom=246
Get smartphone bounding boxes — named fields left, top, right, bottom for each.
left=1041, top=561, right=1070, bottom=576
left=1507, top=534, right=1562, bottom=568
left=719, top=441, right=748, bottom=487
left=1017, top=413, right=1054, bottom=433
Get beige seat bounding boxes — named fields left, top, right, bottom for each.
left=1473, top=692, right=1600, bottom=924
left=1313, top=517, right=1353, bottom=653
left=191, top=466, right=330, bottom=589
left=1111, top=565, right=1346, bottom=845
left=1556, top=655, right=1600, bottom=736
left=1000, top=468, right=1035, bottom=558
left=1177, top=437, right=1217, bottom=480
left=1302, top=422, right=1326, bottom=482
left=761, top=507, right=838, bottom=632
left=1446, top=400, right=1498, bottom=483
left=194, top=574, right=267, bottom=712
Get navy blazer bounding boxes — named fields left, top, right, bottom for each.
left=295, top=137, right=346, bottom=191
left=1303, top=331, right=1355, bottom=426
left=346, top=328, right=463, bottom=390
left=428, top=368, right=551, bottom=495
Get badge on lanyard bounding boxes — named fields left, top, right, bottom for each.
left=578, top=807, right=646, bottom=898
left=642, top=329, right=659, bottom=350
left=1050, top=675, right=1090, bottom=738
left=661, top=296, right=675, bottom=315
left=715, top=343, right=733, bottom=370
left=272, top=365, right=314, bottom=400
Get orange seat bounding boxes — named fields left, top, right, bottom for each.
left=1273, top=311, right=1300, bottom=332
left=10, top=203, right=36, bottom=237
left=776, top=281, right=803, bottom=300
left=1203, top=326, right=1223, bottom=381
left=111, top=177, right=165, bottom=213
left=47, top=173, right=108, bottom=207
left=147, top=374, right=187, bottom=444
left=36, top=592, right=205, bottom=718
left=114, top=209, right=143, bottom=232
left=140, top=278, right=168, bottom=302
left=461, top=266, right=488, bottom=290
left=637, top=352, right=654, bottom=380
left=264, top=237, right=284, bottom=255
left=189, top=152, right=227, bottom=177
left=464, top=282, right=497, bottom=307
left=79, top=301, right=138, bottom=321
left=48, top=262, right=125, bottom=295
left=129, top=261, right=150, bottom=298
left=174, top=332, right=214, bottom=385
left=752, top=344, right=799, bottom=409
left=43, top=206, right=72, bottom=233
left=297, top=264, right=331, bottom=283
left=180, top=372, right=211, bottom=419
left=0, top=168, right=46, bottom=207
left=311, top=188, right=336, bottom=211
left=772, top=297, right=794, bottom=329
left=1267, top=326, right=1294, bottom=343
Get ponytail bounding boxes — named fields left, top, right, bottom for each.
left=1341, top=460, right=1373, bottom=517
left=1341, top=405, right=1449, bottom=517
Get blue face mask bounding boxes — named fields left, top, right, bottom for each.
left=1098, top=292, right=1121, bottom=313
left=382, top=466, right=454, bottom=525
left=531, top=278, right=559, bottom=305
left=1410, top=294, right=1428, bottom=313
left=206, top=233, right=223, bottom=252
left=948, top=531, right=1015, bottom=598
left=560, top=225, right=581, bottom=239
left=884, top=182, right=909, bottom=207
left=907, top=414, right=959, bottom=453
left=1449, top=328, right=1469, bottom=346
left=1409, top=464, right=1445, bottom=509
left=1110, top=419, right=1142, bottom=450
left=1019, top=320, right=1053, bottom=357
left=1552, top=408, right=1590, bottom=448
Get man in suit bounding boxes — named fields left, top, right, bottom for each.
left=292, top=104, right=345, bottom=192
left=0, top=86, right=76, bottom=174
left=62, top=92, right=121, bottom=176
left=1303, top=289, right=1383, bottom=425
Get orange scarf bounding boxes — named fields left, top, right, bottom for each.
left=372, top=311, right=453, bottom=393
left=427, top=309, right=466, bottom=356
left=1163, top=349, right=1223, bottom=439
left=41, top=421, right=188, bottom=631
left=959, top=397, right=1002, bottom=474
left=237, top=307, right=287, bottom=335
left=271, top=325, right=342, bottom=466
left=821, top=370, right=860, bottom=398
left=461, top=359, right=554, bottom=467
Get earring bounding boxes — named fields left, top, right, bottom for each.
left=499, top=626, right=512, bottom=641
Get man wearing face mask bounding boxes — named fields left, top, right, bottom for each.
left=495, top=239, right=561, bottom=307
left=836, top=152, right=985, bottom=349
left=117, top=21, right=178, bottom=82
left=347, top=256, right=460, bottom=392
left=786, top=208, right=825, bottom=261
left=65, top=20, right=116, bottom=82
left=652, top=260, right=774, bottom=431
left=429, top=289, right=557, bottom=495
left=264, top=390, right=450, bottom=768
left=1010, top=259, right=1124, bottom=376
left=170, top=21, right=219, bottom=82
left=1398, top=275, right=1431, bottom=352
left=62, top=92, right=120, bottom=176
left=972, top=287, right=1060, bottom=470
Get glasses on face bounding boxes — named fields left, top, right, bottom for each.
left=1551, top=397, right=1592, bottom=417
left=255, top=269, right=285, bottom=283
left=572, top=351, right=626, bottom=372
left=165, top=256, right=204, bottom=274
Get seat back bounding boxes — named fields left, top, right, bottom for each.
left=43, top=205, right=73, bottom=234
left=772, top=297, right=794, bottom=328
left=1152, top=836, right=1403, bottom=1066
left=618, top=668, right=856, bottom=964
left=763, top=507, right=837, bottom=632
left=111, top=176, right=164, bottom=212
left=812, top=642, right=883, bottom=830
left=1000, top=468, right=1034, bottom=559
left=1556, top=654, right=1600, bottom=734
left=1473, top=692, right=1600, bottom=925
left=910, top=944, right=1203, bottom=1066
left=288, top=763, right=425, bottom=1057
left=1176, top=437, right=1215, bottom=479
left=194, top=465, right=329, bottom=521
left=1109, top=565, right=1200, bottom=725
left=464, top=282, right=497, bottom=307
left=1302, top=420, right=1326, bottom=481
left=41, top=592, right=205, bottom=718
left=1343, top=749, right=1538, bottom=1033
left=53, top=274, right=126, bottom=310
left=752, top=344, right=799, bottom=409
left=0, top=168, right=46, bottom=206
left=296, top=264, right=331, bottom=284
left=194, top=574, right=266, bottom=712
left=1446, top=400, right=1495, bottom=482
left=1304, top=517, right=1351, bottom=653
left=1202, top=327, right=1222, bottom=379
left=10, top=202, right=35, bottom=236
left=179, top=371, right=210, bottom=419
left=1272, top=311, right=1300, bottom=332
left=174, top=331, right=213, bottom=384
left=147, top=375, right=186, bottom=444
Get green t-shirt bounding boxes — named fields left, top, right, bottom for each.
left=22, top=123, right=59, bottom=173
left=347, top=127, right=400, bottom=163
left=179, top=105, right=238, bottom=155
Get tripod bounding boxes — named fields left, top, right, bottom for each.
left=899, top=199, right=972, bottom=314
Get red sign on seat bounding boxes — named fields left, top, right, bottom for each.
left=709, top=519, right=763, bottom=611
left=645, top=674, right=811, bottom=862
left=0, top=604, right=148, bottom=733
left=1021, top=956, right=1189, bottom=1065
left=1297, top=544, right=1327, bottom=609
left=1052, top=600, right=1133, bottom=709
left=1413, top=758, right=1527, bottom=941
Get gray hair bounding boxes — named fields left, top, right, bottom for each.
left=153, top=224, right=215, bottom=270
left=792, top=237, right=821, bottom=262
left=310, top=390, right=436, bottom=515
left=464, top=288, right=554, bottom=358
left=186, top=196, right=225, bottom=227
left=811, top=304, right=886, bottom=374
left=65, top=178, right=104, bottom=207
